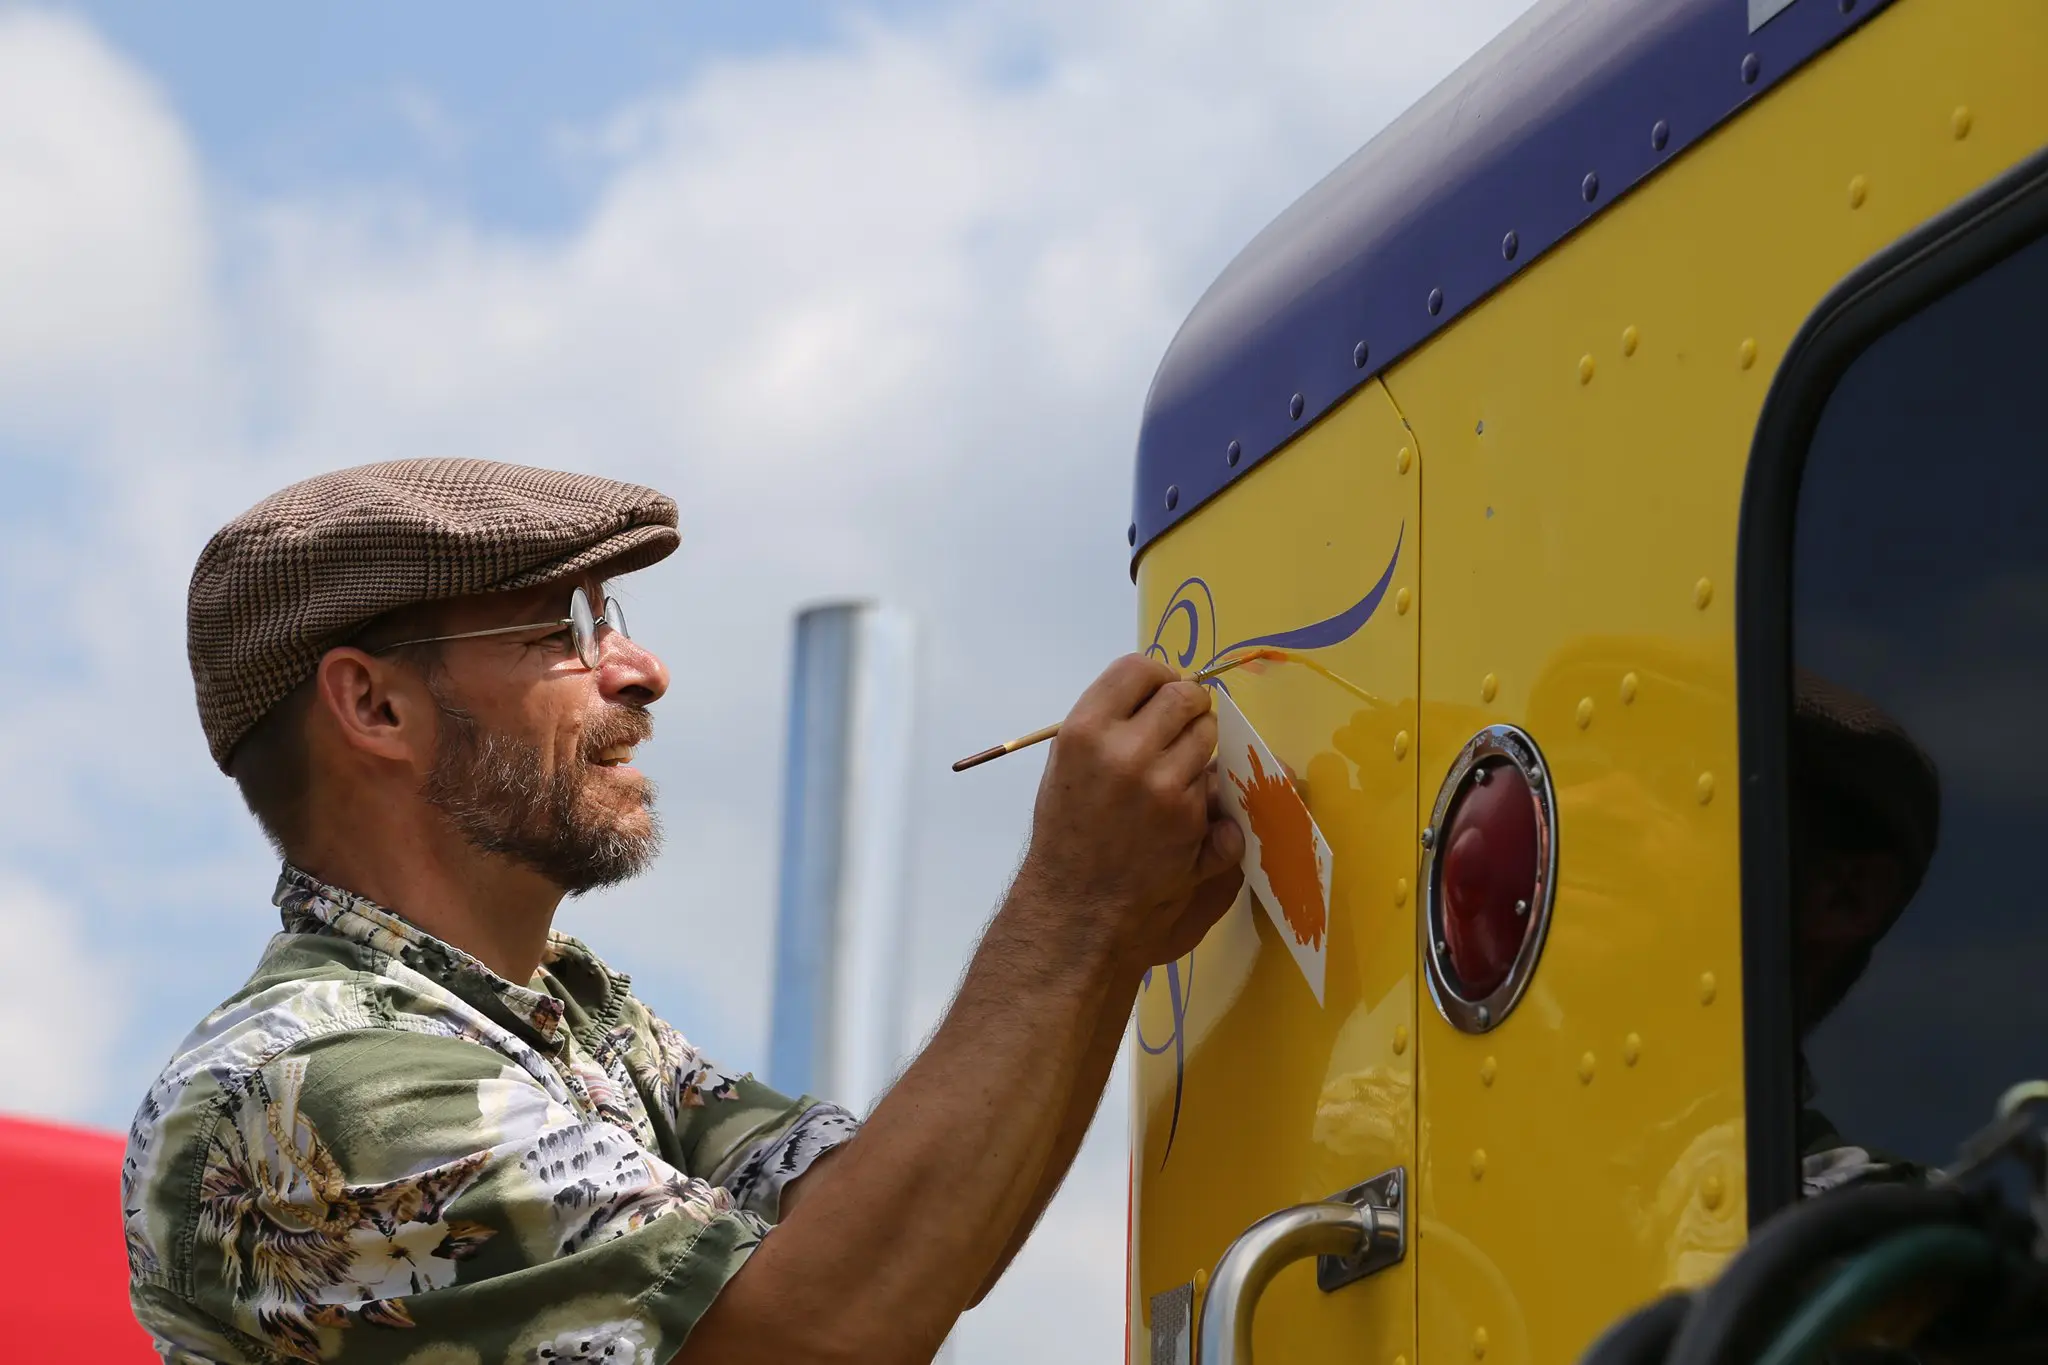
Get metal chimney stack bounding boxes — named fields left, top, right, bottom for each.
left=768, top=601, right=918, bottom=1112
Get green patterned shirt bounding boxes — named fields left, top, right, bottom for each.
left=123, top=866, right=857, bottom=1364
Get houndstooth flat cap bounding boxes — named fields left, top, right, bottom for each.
left=189, top=459, right=679, bottom=770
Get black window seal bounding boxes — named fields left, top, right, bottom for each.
left=1737, top=145, right=2048, bottom=1226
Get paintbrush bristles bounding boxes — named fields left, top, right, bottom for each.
left=949, top=651, right=1279, bottom=773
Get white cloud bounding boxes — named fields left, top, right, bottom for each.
left=0, top=2, right=1532, bottom=1359
left=0, top=876, right=125, bottom=1117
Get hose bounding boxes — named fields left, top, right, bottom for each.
left=1752, top=1224, right=2004, bottom=1365
left=1662, top=1182, right=1978, bottom=1365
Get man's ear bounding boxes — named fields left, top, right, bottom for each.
left=312, top=647, right=438, bottom=770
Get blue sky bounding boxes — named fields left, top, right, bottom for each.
left=0, top=2, right=1528, bottom=1356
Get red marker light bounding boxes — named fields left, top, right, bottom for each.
left=1439, top=761, right=1541, bottom=998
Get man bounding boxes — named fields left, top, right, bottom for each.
left=1788, top=668, right=1942, bottom=1195
left=125, top=459, right=1245, bottom=1364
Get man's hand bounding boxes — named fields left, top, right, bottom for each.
left=1016, top=655, right=1246, bottom=972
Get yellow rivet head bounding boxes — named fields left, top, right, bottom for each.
left=1396, top=586, right=1412, bottom=615
left=1194, top=1266, right=1208, bottom=1296
left=1576, top=697, right=1594, bottom=730
left=1952, top=106, right=1973, bottom=140
left=1697, top=772, right=1716, bottom=805
left=1482, top=672, right=1499, bottom=703
left=1702, top=1173, right=1725, bottom=1211
left=1480, top=1056, right=1497, bottom=1087
left=1739, top=337, right=1758, bottom=370
left=1395, top=877, right=1410, bottom=907
left=1393, top=1024, right=1409, bottom=1056
left=1624, top=1032, right=1642, bottom=1066
left=1474, top=1327, right=1490, bottom=1359
left=1700, top=971, right=1719, bottom=1006
left=1579, top=353, right=1596, bottom=385
left=1471, top=1149, right=1487, bottom=1180
left=1397, top=445, right=1413, bottom=474
left=1393, top=730, right=1411, bottom=760
left=1848, top=174, right=1868, bottom=209
left=1694, top=577, right=1715, bottom=610
left=1579, top=1051, right=1597, bottom=1084
left=1622, top=324, right=1639, bottom=356
left=1620, top=671, right=1639, bottom=704
left=1396, top=1357, right=1410, bottom=1365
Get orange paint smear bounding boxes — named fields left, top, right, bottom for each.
left=1228, top=744, right=1327, bottom=951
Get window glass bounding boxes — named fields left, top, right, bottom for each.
left=1792, top=230, right=2048, bottom=1183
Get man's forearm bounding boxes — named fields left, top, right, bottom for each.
left=681, top=878, right=1139, bottom=1364
left=966, top=978, right=1131, bottom=1306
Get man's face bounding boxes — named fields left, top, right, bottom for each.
left=411, top=573, right=672, bottom=894
left=1793, top=847, right=1906, bottom=1033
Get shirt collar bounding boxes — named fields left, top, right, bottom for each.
left=274, top=863, right=570, bottom=1047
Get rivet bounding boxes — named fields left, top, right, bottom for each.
left=1474, top=1326, right=1490, bottom=1359
left=1702, top=1173, right=1725, bottom=1210
left=1393, top=1025, right=1409, bottom=1056
left=1697, top=772, right=1716, bottom=805
left=1651, top=119, right=1671, bottom=152
left=1396, top=1356, right=1409, bottom=1365
left=1471, top=1149, right=1488, bottom=1180
left=1194, top=1266, right=1209, bottom=1296
left=1582, top=171, right=1599, bottom=202
left=1473, top=766, right=1491, bottom=786
left=1428, top=287, right=1444, bottom=316
left=1621, top=671, right=1639, bottom=704
left=1475, top=419, right=1485, bottom=435
left=1393, top=729, right=1411, bottom=759
left=1481, top=672, right=1499, bottom=702
left=1480, top=1056, right=1497, bottom=1086
left=1395, top=877, right=1410, bottom=906
left=1227, top=440, right=1242, bottom=467
left=1622, top=324, right=1639, bottom=356
left=1576, top=697, right=1594, bottom=729
left=1839, top=0, right=1855, bottom=13
left=1848, top=174, right=1868, bottom=209
left=1624, top=1032, right=1642, bottom=1066
left=1290, top=392, right=1306, bottom=421
left=1476, top=1004, right=1492, bottom=1029
left=1513, top=899, right=1528, bottom=918
left=1397, top=445, right=1413, bottom=475
left=1952, top=106, right=1973, bottom=140
left=1126, top=522, right=1137, bottom=547
left=1502, top=230, right=1519, bottom=260
left=1579, top=354, right=1596, bottom=385
left=1354, top=340, right=1370, bottom=369
left=1164, top=485, right=1180, bottom=511
left=1396, top=586, right=1412, bottom=615
left=1738, top=337, right=1758, bottom=370
left=1700, top=971, right=1718, bottom=1006
left=1741, top=52, right=1760, bottom=85
left=1694, top=577, right=1715, bottom=610
left=1420, top=827, right=1436, bottom=850
left=1579, top=1052, right=1597, bottom=1084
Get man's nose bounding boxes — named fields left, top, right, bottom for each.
left=597, top=628, right=670, bottom=706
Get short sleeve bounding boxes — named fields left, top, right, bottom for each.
left=170, top=1027, right=764, bottom=1363
left=634, top=1003, right=860, bottom=1221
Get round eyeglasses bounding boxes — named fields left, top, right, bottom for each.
left=375, top=584, right=630, bottom=671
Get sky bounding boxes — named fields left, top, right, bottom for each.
left=0, top=1, right=1530, bottom=1357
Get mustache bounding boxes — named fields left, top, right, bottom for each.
left=582, top=706, right=654, bottom=761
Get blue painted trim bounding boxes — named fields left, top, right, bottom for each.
left=1130, top=0, right=1896, bottom=568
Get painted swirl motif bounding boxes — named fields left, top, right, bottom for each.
left=1134, top=525, right=1402, bottom=1166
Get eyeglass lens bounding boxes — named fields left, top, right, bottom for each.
left=567, top=586, right=631, bottom=669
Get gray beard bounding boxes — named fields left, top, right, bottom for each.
left=422, top=692, right=661, bottom=895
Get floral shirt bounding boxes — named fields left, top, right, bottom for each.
left=123, top=866, right=858, bottom=1365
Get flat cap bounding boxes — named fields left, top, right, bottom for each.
left=189, top=458, right=679, bottom=770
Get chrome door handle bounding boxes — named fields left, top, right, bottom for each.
left=1195, top=1167, right=1406, bottom=1365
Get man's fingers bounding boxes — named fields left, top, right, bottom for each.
left=1130, top=677, right=1212, bottom=753
left=1195, top=814, right=1247, bottom=882
left=1159, top=709, right=1218, bottom=791
left=1070, top=654, right=1179, bottom=725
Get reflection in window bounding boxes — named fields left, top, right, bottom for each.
left=1793, top=230, right=2048, bottom=1186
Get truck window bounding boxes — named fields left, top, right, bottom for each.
left=1787, top=225, right=2048, bottom=1190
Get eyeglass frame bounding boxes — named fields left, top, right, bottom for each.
left=371, top=583, right=630, bottom=671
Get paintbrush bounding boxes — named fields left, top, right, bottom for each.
left=951, top=650, right=1281, bottom=772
